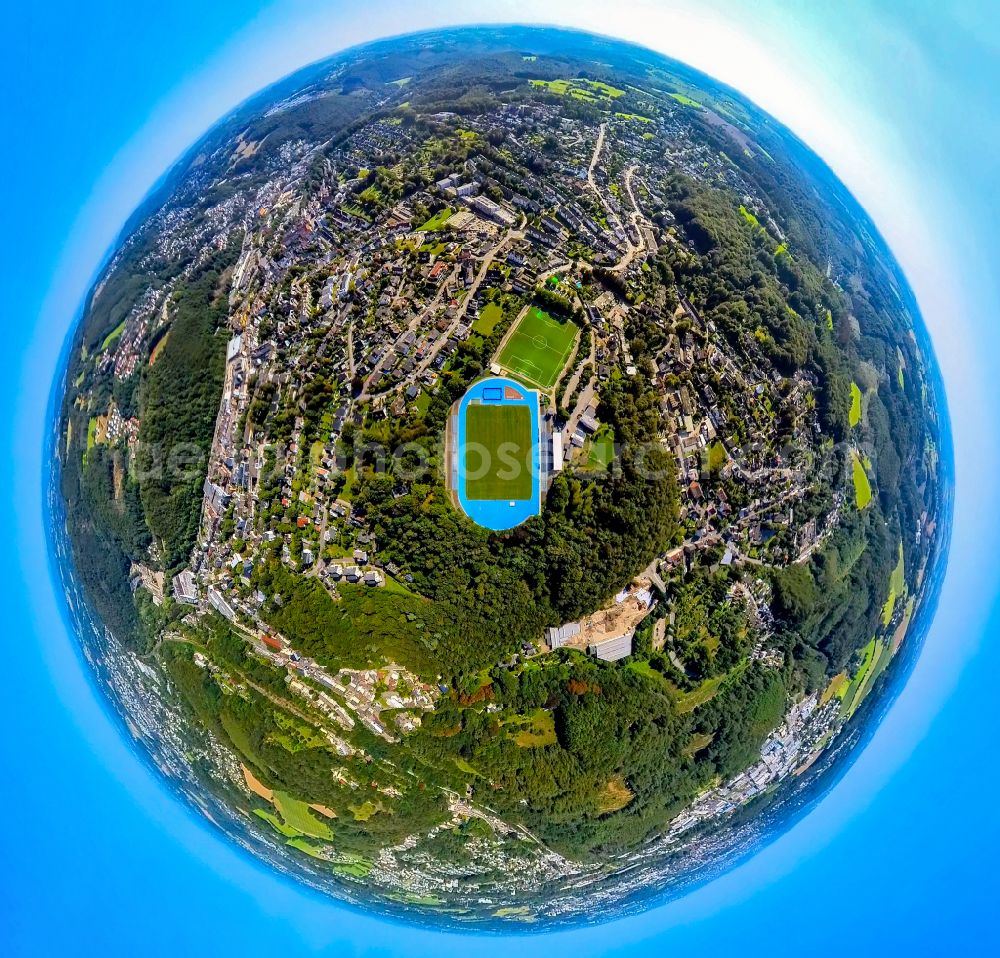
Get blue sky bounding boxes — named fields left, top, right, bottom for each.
left=4, top=2, right=1000, bottom=954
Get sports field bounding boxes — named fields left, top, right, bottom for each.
left=464, top=403, right=532, bottom=501
left=495, top=307, right=577, bottom=390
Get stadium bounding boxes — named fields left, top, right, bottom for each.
left=446, top=376, right=545, bottom=530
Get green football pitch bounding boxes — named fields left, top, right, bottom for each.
left=464, top=403, right=533, bottom=500
left=495, top=307, right=577, bottom=389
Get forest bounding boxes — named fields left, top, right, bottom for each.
left=663, top=175, right=852, bottom=440
left=134, top=246, right=237, bottom=569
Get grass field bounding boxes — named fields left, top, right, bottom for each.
left=870, top=639, right=895, bottom=686
left=339, top=464, right=358, bottom=501
left=413, top=388, right=431, bottom=415
left=418, top=207, right=453, bottom=231
left=472, top=300, right=504, bottom=336
left=893, top=597, right=916, bottom=653
left=586, top=425, right=615, bottom=470
left=453, top=756, right=481, bottom=776
left=149, top=331, right=170, bottom=365
left=668, top=92, right=702, bottom=108
left=595, top=775, right=634, bottom=813
left=100, top=319, right=126, bottom=352
left=882, top=541, right=906, bottom=625
left=738, top=205, right=761, bottom=228
left=507, top=709, right=557, bottom=748
left=332, top=856, right=373, bottom=878
left=852, top=450, right=873, bottom=509
left=349, top=801, right=378, bottom=822
left=675, top=672, right=729, bottom=713
left=615, top=111, right=652, bottom=123
left=495, top=306, right=577, bottom=389
left=254, top=808, right=300, bottom=838
left=286, top=837, right=327, bottom=859
left=821, top=671, right=849, bottom=706
left=529, top=78, right=625, bottom=100
left=849, top=381, right=863, bottom=427
left=683, top=731, right=715, bottom=756
left=841, top=637, right=879, bottom=719
left=889, top=540, right=906, bottom=594
left=628, top=659, right=674, bottom=688
left=464, top=403, right=532, bottom=500
left=269, top=711, right=327, bottom=753
left=706, top=440, right=727, bottom=472
left=273, top=790, right=334, bottom=840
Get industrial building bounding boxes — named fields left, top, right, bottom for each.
left=546, top=622, right=581, bottom=649
left=171, top=569, right=199, bottom=605
left=589, top=629, right=635, bottom=662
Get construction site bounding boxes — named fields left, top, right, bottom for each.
left=545, top=578, right=656, bottom=661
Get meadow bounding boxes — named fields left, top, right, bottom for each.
left=852, top=450, right=873, bottom=509
left=849, top=381, right=863, bottom=427
left=417, top=207, right=453, bottom=231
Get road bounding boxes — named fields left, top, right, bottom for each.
left=586, top=122, right=635, bottom=265
left=559, top=333, right=596, bottom=410
left=642, top=557, right=667, bottom=593
left=563, top=375, right=597, bottom=445
left=537, top=259, right=572, bottom=287
left=366, top=218, right=527, bottom=397
left=587, top=122, right=606, bottom=180
left=612, top=164, right=650, bottom=273
left=360, top=263, right=459, bottom=398
left=410, top=221, right=525, bottom=381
